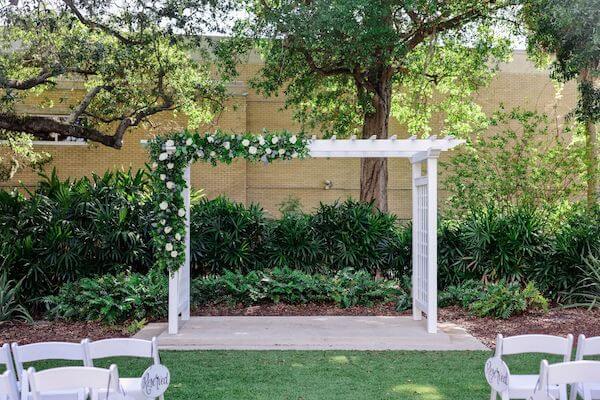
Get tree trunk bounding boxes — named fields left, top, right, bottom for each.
left=579, top=69, right=599, bottom=208
left=360, top=69, right=393, bottom=212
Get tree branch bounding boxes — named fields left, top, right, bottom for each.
left=66, top=86, right=103, bottom=124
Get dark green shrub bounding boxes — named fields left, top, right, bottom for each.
left=192, top=268, right=402, bottom=308
left=311, top=200, right=399, bottom=275
left=0, top=272, right=32, bottom=323
left=562, top=255, right=600, bottom=308
left=470, top=281, right=548, bottom=319
left=190, top=197, right=268, bottom=275
left=438, top=280, right=484, bottom=308
left=264, top=214, right=324, bottom=272
left=0, top=169, right=155, bottom=309
left=45, top=271, right=168, bottom=324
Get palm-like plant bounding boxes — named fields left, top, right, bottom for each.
left=0, top=272, right=32, bottom=323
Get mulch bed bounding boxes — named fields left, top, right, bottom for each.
left=2, top=304, right=599, bottom=348
left=192, top=302, right=410, bottom=316
left=439, top=306, right=600, bottom=348
left=0, top=321, right=128, bottom=346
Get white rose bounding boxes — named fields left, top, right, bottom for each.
left=249, top=146, right=257, bottom=155
left=196, top=150, right=205, bottom=158
left=158, top=153, right=168, bottom=161
left=289, top=135, right=297, bottom=144
left=166, top=181, right=175, bottom=189
left=159, top=201, right=168, bottom=210
left=175, top=233, right=182, bottom=241
left=278, top=148, right=286, bottom=155
left=166, top=243, right=173, bottom=251
left=223, top=141, right=230, bottom=150
left=167, top=163, right=174, bottom=170
left=178, top=209, right=186, bottom=217
left=210, top=151, right=216, bottom=158
left=159, top=174, right=166, bottom=181
left=207, top=136, right=214, bottom=143
left=292, top=152, right=299, bottom=159
left=265, top=148, right=272, bottom=155
left=171, top=250, right=178, bottom=258
left=258, top=136, right=265, bottom=145
left=151, top=162, right=158, bottom=169
left=160, top=219, right=166, bottom=225
left=271, top=136, right=279, bottom=144
left=164, top=226, right=172, bottom=234
left=242, top=139, right=250, bottom=147
left=166, top=139, right=174, bottom=147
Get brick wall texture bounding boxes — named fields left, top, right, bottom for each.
left=4, top=51, right=578, bottom=218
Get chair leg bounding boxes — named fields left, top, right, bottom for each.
left=560, top=384, right=568, bottom=400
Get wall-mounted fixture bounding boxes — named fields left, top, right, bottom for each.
left=324, top=180, right=333, bottom=190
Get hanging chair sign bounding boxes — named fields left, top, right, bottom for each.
left=485, top=357, right=510, bottom=392
left=140, top=364, right=170, bottom=398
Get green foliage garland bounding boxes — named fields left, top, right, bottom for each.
left=148, top=130, right=310, bottom=273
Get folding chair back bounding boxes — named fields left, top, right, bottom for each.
left=11, top=342, right=87, bottom=381
left=84, top=338, right=159, bottom=367
left=27, top=366, right=122, bottom=400
left=575, top=335, right=600, bottom=359
left=496, top=334, right=574, bottom=361
left=0, top=371, right=19, bottom=400
left=538, top=360, right=600, bottom=400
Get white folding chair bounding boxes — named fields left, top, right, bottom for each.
left=0, top=344, right=19, bottom=400
left=26, top=366, right=123, bottom=400
left=11, top=342, right=88, bottom=400
left=0, top=371, right=19, bottom=400
left=491, top=334, right=574, bottom=400
left=570, top=335, right=600, bottom=400
left=536, top=360, right=600, bottom=400
left=83, top=337, right=163, bottom=400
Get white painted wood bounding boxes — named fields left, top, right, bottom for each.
left=26, top=366, right=122, bottom=400
left=11, top=342, right=87, bottom=382
left=0, top=344, right=18, bottom=399
left=492, top=334, right=573, bottom=400
left=84, top=338, right=163, bottom=400
left=537, top=360, right=600, bottom=400
left=411, top=161, right=423, bottom=322
left=570, top=335, right=600, bottom=400
left=0, top=371, right=18, bottom=400
left=141, top=137, right=467, bottom=335
left=426, top=156, right=438, bottom=334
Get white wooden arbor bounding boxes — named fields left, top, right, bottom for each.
left=147, top=136, right=464, bottom=335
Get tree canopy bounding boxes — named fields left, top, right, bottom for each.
left=0, top=0, right=235, bottom=179
left=222, top=0, right=515, bottom=211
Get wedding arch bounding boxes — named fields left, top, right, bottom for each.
left=143, top=131, right=464, bottom=335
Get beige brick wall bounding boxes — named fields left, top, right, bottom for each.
left=4, top=51, right=578, bottom=218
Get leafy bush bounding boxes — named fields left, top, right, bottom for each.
left=438, top=280, right=484, bottom=308
left=190, top=197, right=268, bottom=275
left=562, top=255, right=600, bottom=308
left=45, top=272, right=168, bottom=324
left=192, top=268, right=403, bottom=308
left=0, top=169, right=155, bottom=309
left=0, top=272, right=32, bottom=323
left=470, top=281, right=548, bottom=319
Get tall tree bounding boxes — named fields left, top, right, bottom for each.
left=521, top=0, right=600, bottom=207
left=0, top=0, right=235, bottom=179
left=222, top=0, right=514, bottom=211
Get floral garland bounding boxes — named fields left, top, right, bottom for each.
left=148, top=129, right=310, bottom=273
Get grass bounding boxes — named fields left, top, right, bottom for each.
left=15, top=350, right=563, bottom=400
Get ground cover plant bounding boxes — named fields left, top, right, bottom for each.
left=0, top=350, right=562, bottom=400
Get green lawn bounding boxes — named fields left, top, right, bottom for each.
left=21, top=350, right=559, bottom=400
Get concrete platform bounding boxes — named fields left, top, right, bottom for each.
left=135, top=316, right=488, bottom=351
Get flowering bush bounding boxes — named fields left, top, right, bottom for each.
left=148, top=130, right=310, bottom=273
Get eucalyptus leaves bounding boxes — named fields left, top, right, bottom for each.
left=148, top=130, right=310, bottom=273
